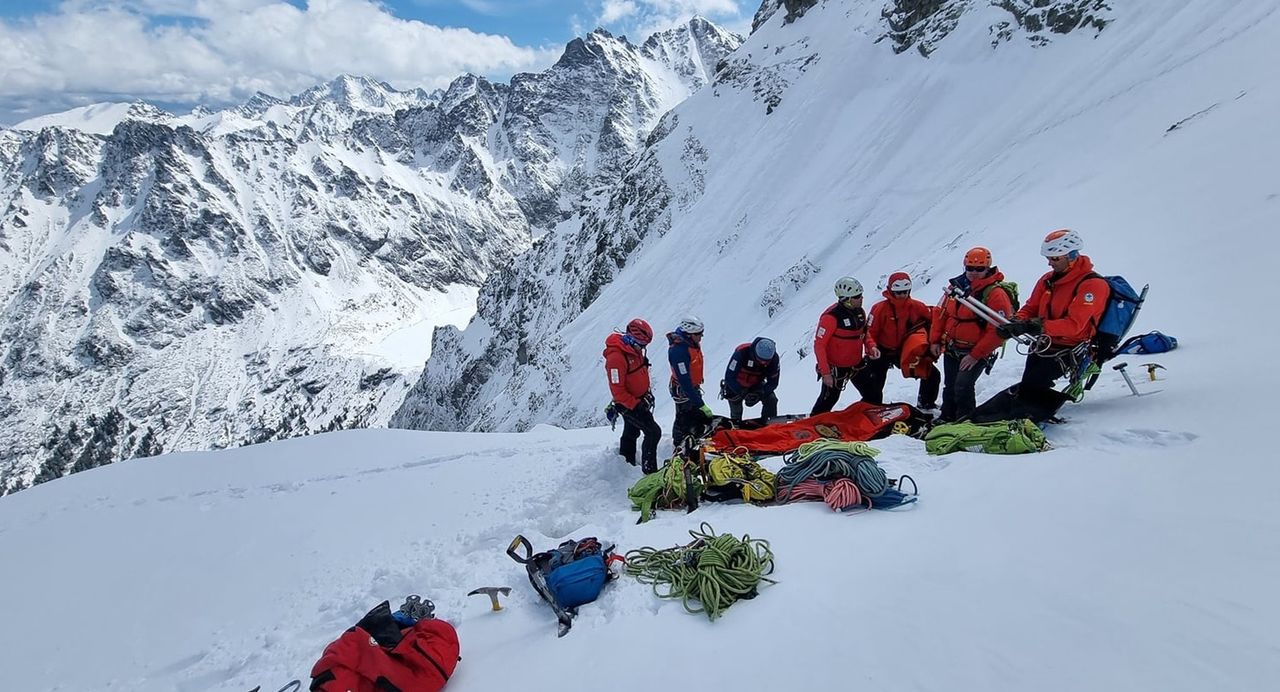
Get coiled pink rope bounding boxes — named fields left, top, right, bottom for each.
left=777, top=478, right=865, bottom=512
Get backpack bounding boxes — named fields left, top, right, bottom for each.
left=924, top=419, right=1048, bottom=455
left=627, top=456, right=704, bottom=522
left=1116, top=331, right=1177, bottom=355
left=1073, top=274, right=1147, bottom=359
left=979, top=280, right=1020, bottom=313
left=533, top=537, right=611, bottom=608
left=310, top=601, right=459, bottom=692
left=705, top=452, right=777, bottom=503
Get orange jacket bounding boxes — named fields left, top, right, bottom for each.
left=868, top=293, right=932, bottom=352
left=1016, top=255, right=1110, bottom=347
left=603, top=332, right=651, bottom=409
left=899, top=326, right=935, bottom=379
left=931, top=269, right=1014, bottom=360
left=814, top=302, right=870, bottom=375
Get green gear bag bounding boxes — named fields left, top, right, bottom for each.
left=627, top=456, right=704, bottom=523
left=924, top=419, right=1047, bottom=455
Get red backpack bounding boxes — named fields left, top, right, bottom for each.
left=310, top=601, right=460, bottom=692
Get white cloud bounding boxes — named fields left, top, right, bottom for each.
left=592, top=0, right=748, bottom=41
left=600, top=0, right=638, bottom=23
left=0, top=0, right=560, bottom=123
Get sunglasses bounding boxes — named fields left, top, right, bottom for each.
left=891, top=290, right=910, bottom=296
left=964, top=265, right=988, bottom=272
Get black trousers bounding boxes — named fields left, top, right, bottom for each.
left=618, top=404, right=661, bottom=471
left=727, top=389, right=779, bottom=422
left=940, top=349, right=992, bottom=422
left=810, top=366, right=873, bottom=416
left=1020, top=350, right=1071, bottom=398
left=856, top=350, right=940, bottom=408
left=672, top=400, right=708, bottom=451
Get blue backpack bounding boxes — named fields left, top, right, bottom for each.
left=1077, top=273, right=1148, bottom=360
left=1117, top=331, right=1178, bottom=355
left=508, top=535, right=614, bottom=616
left=543, top=544, right=608, bottom=608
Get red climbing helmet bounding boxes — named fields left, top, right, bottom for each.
left=626, top=318, right=653, bottom=346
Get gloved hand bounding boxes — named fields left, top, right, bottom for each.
left=636, top=391, right=655, bottom=411
left=605, top=402, right=620, bottom=429
left=743, top=392, right=760, bottom=407
left=867, top=345, right=881, bottom=360
left=929, top=343, right=942, bottom=358
left=960, top=354, right=981, bottom=371
left=699, top=404, right=714, bottom=420
left=997, top=318, right=1043, bottom=339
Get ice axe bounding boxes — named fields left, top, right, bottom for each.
left=468, top=586, right=511, bottom=612
left=1142, top=363, right=1165, bottom=381
left=1113, top=362, right=1161, bottom=397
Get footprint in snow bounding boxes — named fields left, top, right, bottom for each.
left=1099, top=428, right=1199, bottom=447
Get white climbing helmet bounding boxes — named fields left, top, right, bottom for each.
left=834, top=276, right=863, bottom=299
left=678, top=315, right=704, bottom=334
left=1041, top=228, right=1083, bottom=258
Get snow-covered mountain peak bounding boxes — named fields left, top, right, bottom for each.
left=293, top=74, right=393, bottom=108
left=12, top=100, right=176, bottom=135
left=0, top=17, right=742, bottom=491
left=641, top=16, right=745, bottom=89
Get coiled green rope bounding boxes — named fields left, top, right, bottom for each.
left=624, top=522, right=776, bottom=620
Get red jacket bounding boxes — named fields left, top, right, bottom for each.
left=311, top=613, right=459, bottom=692
left=604, top=332, right=651, bottom=409
left=1016, top=255, right=1110, bottom=347
left=931, top=269, right=1014, bottom=360
left=814, top=302, right=871, bottom=375
left=868, top=293, right=932, bottom=352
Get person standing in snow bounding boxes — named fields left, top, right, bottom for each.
left=667, top=316, right=713, bottom=448
left=858, top=272, right=939, bottom=411
left=810, top=277, right=880, bottom=415
left=997, top=229, right=1110, bottom=407
left=931, top=248, right=1014, bottom=422
left=604, top=318, right=662, bottom=473
left=722, top=337, right=780, bottom=423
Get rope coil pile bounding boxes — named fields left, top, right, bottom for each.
left=624, top=522, right=776, bottom=620
left=778, top=439, right=885, bottom=496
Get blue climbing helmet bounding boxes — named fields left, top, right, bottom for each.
left=753, top=337, right=776, bottom=361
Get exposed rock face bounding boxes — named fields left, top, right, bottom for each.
left=0, top=19, right=743, bottom=491
left=880, top=0, right=1111, bottom=56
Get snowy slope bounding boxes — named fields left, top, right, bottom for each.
left=1, top=355, right=1277, bottom=691
left=397, top=0, right=1280, bottom=438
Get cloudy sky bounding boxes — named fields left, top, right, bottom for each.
left=0, top=0, right=755, bottom=125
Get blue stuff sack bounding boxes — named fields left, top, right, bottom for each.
left=1117, top=331, right=1178, bottom=355
left=545, top=553, right=607, bottom=608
